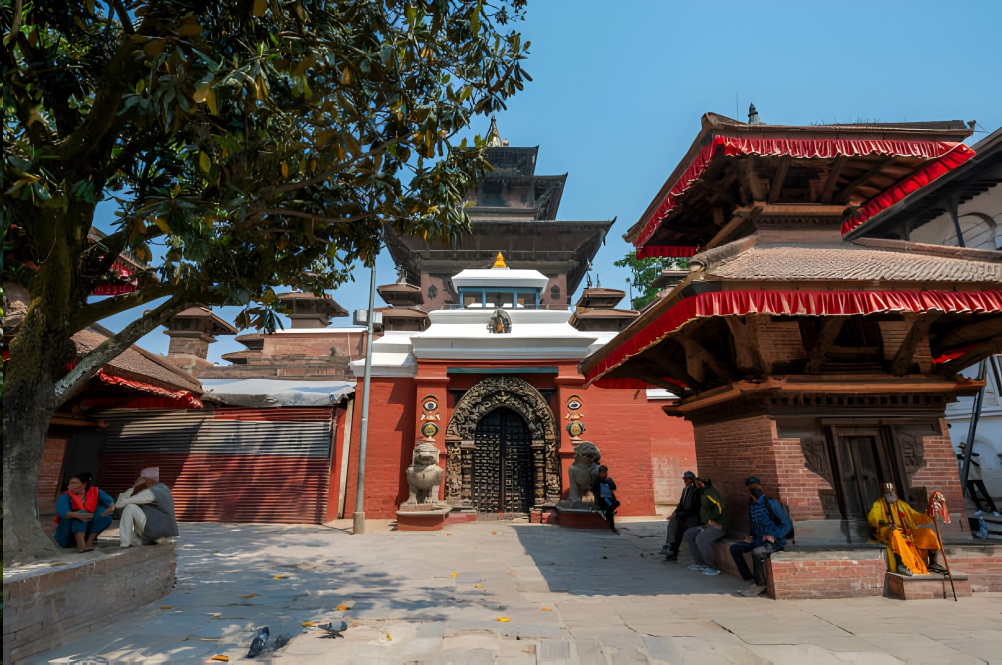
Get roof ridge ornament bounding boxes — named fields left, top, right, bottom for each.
left=487, top=115, right=503, bottom=147
left=492, top=251, right=508, bottom=269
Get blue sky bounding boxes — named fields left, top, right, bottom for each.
left=102, top=0, right=1002, bottom=361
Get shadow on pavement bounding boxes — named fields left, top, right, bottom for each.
left=511, top=520, right=748, bottom=597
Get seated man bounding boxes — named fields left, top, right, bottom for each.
left=682, top=476, right=728, bottom=576
left=868, top=482, right=944, bottom=576
left=729, top=476, right=792, bottom=596
left=662, top=470, right=701, bottom=561
left=115, top=468, right=179, bottom=548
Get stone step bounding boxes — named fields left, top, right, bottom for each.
left=886, top=570, right=972, bottom=600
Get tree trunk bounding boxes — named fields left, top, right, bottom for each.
left=3, top=303, right=62, bottom=565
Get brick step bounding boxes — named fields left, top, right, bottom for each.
left=886, top=570, right=972, bottom=600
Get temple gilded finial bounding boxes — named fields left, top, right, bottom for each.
left=492, top=252, right=507, bottom=269
left=486, top=115, right=503, bottom=147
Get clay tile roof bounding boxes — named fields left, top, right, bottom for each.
left=74, top=327, right=202, bottom=394
left=701, top=245, right=1002, bottom=284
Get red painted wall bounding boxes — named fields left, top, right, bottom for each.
left=340, top=361, right=697, bottom=519
left=341, top=376, right=416, bottom=518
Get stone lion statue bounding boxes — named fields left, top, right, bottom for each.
left=404, top=438, right=444, bottom=505
left=567, top=441, right=601, bottom=503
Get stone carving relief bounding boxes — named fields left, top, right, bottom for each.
left=445, top=375, right=560, bottom=504
left=404, top=438, right=445, bottom=506
left=564, top=441, right=601, bottom=505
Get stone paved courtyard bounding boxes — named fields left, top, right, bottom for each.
left=35, top=519, right=1002, bottom=664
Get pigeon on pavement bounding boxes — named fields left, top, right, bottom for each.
left=317, top=621, right=348, bottom=639
left=247, top=627, right=270, bottom=657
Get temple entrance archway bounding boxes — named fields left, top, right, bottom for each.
left=445, top=376, right=560, bottom=513
left=472, top=407, right=533, bottom=514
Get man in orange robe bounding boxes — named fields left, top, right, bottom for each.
left=868, top=483, right=944, bottom=576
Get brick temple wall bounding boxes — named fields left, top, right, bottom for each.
left=37, top=433, right=69, bottom=515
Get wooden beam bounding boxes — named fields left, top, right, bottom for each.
left=891, top=313, right=942, bottom=376
left=835, top=158, right=894, bottom=204
left=803, top=317, right=848, bottom=374
left=935, top=317, right=1002, bottom=349
left=725, top=316, right=767, bottom=374
left=768, top=157, right=790, bottom=204
left=680, top=333, right=731, bottom=383
left=627, top=359, right=687, bottom=391
left=937, top=335, right=1002, bottom=377
left=712, top=206, right=725, bottom=227
left=736, top=158, right=769, bottom=203
left=642, top=350, right=702, bottom=392
left=704, top=204, right=763, bottom=250
left=820, top=156, right=848, bottom=203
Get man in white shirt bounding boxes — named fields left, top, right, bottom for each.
left=115, top=468, right=179, bottom=547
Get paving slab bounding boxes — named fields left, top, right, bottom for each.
left=25, top=520, right=1002, bottom=664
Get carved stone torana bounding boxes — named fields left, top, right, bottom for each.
left=445, top=440, right=464, bottom=505
left=565, top=441, right=601, bottom=504
left=445, top=376, right=561, bottom=505
left=801, top=435, right=834, bottom=487
left=898, top=432, right=926, bottom=479
left=404, top=437, right=445, bottom=506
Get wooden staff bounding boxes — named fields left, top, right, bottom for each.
left=929, top=516, right=957, bottom=602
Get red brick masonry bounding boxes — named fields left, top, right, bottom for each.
left=3, top=544, right=176, bottom=664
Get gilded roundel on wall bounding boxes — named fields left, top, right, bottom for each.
left=420, top=421, right=440, bottom=438
left=566, top=420, right=586, bottom=438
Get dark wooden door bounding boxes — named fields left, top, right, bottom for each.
left=471, top=407, right=533, bottom=514
left=835, top=434, right=888, bottom=519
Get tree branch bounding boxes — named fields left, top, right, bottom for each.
left=54, top=294, right=190, bottom=406
left=257, top=138, right=401, bottom=198
left=68, top=282, right=181, bottom=333
left=256, top=208, right=377, bottom=225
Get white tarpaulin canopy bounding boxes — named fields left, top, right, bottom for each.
left=200, top=378, right=354, bottom=408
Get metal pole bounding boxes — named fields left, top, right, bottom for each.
left=353, top=262, right=377, bottom=535
left=959, top=359, right=988, bottom=497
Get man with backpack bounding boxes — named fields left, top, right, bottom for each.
left=729, top=476, right=792, bottom=597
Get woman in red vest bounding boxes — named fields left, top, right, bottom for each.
left=54, top=471, right=116, bottom=552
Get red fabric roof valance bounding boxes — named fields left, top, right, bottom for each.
left=634, top=136, right=975, bottom=249
left=94, top=370, right=203, bottom=408
left=585, top=289, right=1002, bottom=386
left=90, top=260, right=139, bottom=296
left=636, top=245, right=699, bottom=259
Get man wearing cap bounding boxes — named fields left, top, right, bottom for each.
left=661, top=471, right=701, bottom=561
left=868, top=482, right=944, bottom=576
left=682, top=476, right=728, bottom=576
left=730, top=476, right=792, bottom=596
left=115, top=468, right=179, bottom=548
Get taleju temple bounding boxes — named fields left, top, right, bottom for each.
left=338, top=122, right=696, bottom=523
left=581, top=112, right=1002, bottom=597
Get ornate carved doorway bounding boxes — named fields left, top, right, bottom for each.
left=445, top=375, right=561, bottom=513
left=472, top=407, right=533, bottom=514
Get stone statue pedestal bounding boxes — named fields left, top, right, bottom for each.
left=395, top=504, right=452, bottom=531
left=554, top=504, right=608, bottom=529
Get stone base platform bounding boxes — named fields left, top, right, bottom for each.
left=3, top=542, right=176, bottom=664
left=395, top=505, right=452, bottom=531
left=886, top=571, right=972, bottom=600
left=554, top=506, right=607, bottom=529
left=717, top=539, right=1002, bottom=600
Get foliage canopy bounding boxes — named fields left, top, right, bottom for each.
left=1, top=0, right=529, bottom=563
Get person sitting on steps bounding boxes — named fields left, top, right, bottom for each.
left=868, top=482, right=945, bottom=576
left=592, top=465, right=621, bottom=535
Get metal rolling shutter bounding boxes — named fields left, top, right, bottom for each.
left=98, top=407, right=334, bottom=524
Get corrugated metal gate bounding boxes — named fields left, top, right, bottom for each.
left=97, top=407, right=335, bottom=524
